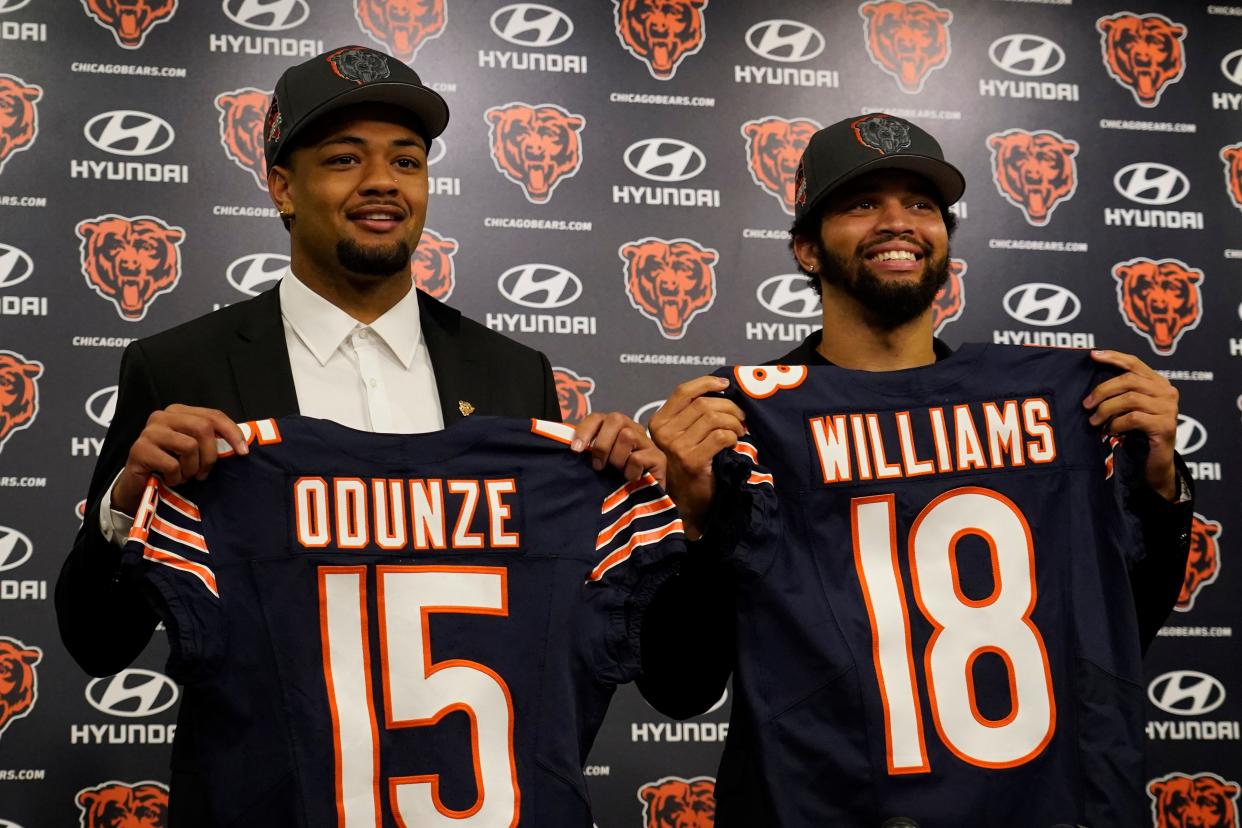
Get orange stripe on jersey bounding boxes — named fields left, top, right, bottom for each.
left=530, top=419, right=575, bottom=445
left=747, top=472, right=774, bottom=486
left=595, top=496, right=677, bottom=549
left=150, top=515, right=209, bottom=553
left=143, top=542, right=219, bottom=598
left=587, top=519, right=684, bottom=582
left=732, top=442, right=758, bottom=462
left=157, top=481, right=202, bottom=521
left=601, top=474, right=659, bottom=513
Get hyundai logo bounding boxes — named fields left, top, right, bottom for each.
left=1148, top=670, right=1226, bottom=717
left=227, top=253, right=288, bottom=296
left=988, top=34, right=1065, bottom=77
left=222, top=0, right=309, bottom=31
left=76, top=500, right=87, bottom=522
left=623, top=138, right=706, bottom=183
left=490, top=3, right=573, bottom=48
left=1175, top=414, right=1207, bottom=455
left=703, top=688, right=729, bottom=715
left=0, top=0, right=32, bottom=12
left=1222, top=48, right=1242, bottom=88
left=85, top=386, right=118, bottom=428
left=633, top=400, right=665, bottom=429
left=0, top=526, right=33, bottom=573
left=757, top=274, right=821, bottom=319
left=745, top=19, right=825, bottom=63
left=427, top=139, right=445, bottom=167
left=1002, top=283, right=1081, bottom=327
left=497, top=264, right=582, bottom=309
left=84, top=111, right=175, bottom=157
left=1113, top=162, right=1190, bottom=206
left=85, top=669, right=179, bottom=718
left=0, top=243, right=33, bottom=289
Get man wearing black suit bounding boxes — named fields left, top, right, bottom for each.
left=56, top=46, right=659, bottom=822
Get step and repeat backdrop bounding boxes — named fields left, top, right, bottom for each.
left=1, top=0, right=1239, bottom=825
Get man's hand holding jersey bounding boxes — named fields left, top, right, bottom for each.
left=1084, top=349, right=1181, bottom=502
left=571, top=412, right=668, bottom=485
left=647, top=375, right=746, bottom=540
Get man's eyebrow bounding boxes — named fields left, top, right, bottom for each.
left=315, top=135, right=427, bottom=150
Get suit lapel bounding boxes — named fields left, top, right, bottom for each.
left=418, top=290, right=484, bottom=426
left=229, top=288, right=300, bottom=420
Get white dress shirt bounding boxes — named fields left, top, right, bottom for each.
left=101, top=269, right=442, bottom=543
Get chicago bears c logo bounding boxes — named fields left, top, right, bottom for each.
left=214, top=88, right=271, bottom=191
left=0, top=636, right=41, bottom=740
left=1097, top=12, right=1187, bottom=108
left=485, top=103, right=584, bottom=204
left=354, top=0, right=446, bottom=63
left=1222, top=143, right=1242, bottom=213
left=1176, top=513, right=1222, bottom=612
left=0, top=74, right=41, bottom=176
left=859, top=0, right=953, bottom=94
left=639, top=776, right=716, bottom=828
left=76, top=215, right=186, bottom=322
left=612, top=0, right=708, bottom=81
left=0, top=351, right=42, bottom=455
left=1112, top=257, right=1203, bottom=356
left=80, top=0, right=177, bottom=49
left=411, top=228, right=457, bottom=300
left=1148, top=772, right=1239, bottom=828
left=621, top=237, right=717, bottom=340
left=932, top=258, right=966, bottom=335
left=987, top=128, right=1079, bottom=226
left=741, top=117, right=821, bottom=216
left=552, top=367, right=594, bottom=423
left=76, top=780, right=169, bottom=828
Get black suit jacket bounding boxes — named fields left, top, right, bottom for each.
left=57, top=286, right=559, bottom=676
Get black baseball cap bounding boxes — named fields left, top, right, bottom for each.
left=794, top=113, right=965, bottom=223
left=264, top=45, right=449, bottom=168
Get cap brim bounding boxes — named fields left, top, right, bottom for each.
left=805, top=154, right=966, bottom=218
left=278, top=81, right=450, bottom=161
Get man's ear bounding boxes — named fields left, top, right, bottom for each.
left=267, top=163, right=293, bottom=213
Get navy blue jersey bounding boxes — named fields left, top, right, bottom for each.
left=713, top=344, right=1146, bottom=828
left=122, top=415, right=684, bottom=827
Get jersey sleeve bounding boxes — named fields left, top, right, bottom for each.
left=708, top=435, right=782, bottom=581
left=121, top=476, right=221, bottom=682
left=577, top=472, right=687, bottom=685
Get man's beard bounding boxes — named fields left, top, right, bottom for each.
left=817, top=239, right=950, bottom=330
left=336, top=239, right=412, bottom=277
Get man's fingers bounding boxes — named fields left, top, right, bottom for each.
left=1089, top=391, right=1163, bottom=427
left=653, top=398, right=745, bottom=449
left=674, top=409, right=747, bottom=449
left=668, top=427, right=740, bottom=471
left=1089, top=349, right=1158, bottom=379
left=1084, top=373, right=1174, bottom=409
left=650, top=375, right=731, bottom=427
left=570, top=413, right=605, bottom=452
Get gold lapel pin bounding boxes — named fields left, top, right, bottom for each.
left=458, top=400, right=475, bottom=416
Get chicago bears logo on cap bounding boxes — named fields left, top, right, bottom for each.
left=0, top=351, right=42, bottom=455
left=931, top=258, right=966, bottom=335
left=552, top=367, right=594, bottom=423
left=620, top=237, right=717, bottom=340
left=1221, top=142, right=1242, bottom=213
left=1112, top=257, right=1203, bottom=356
left=1176, top=513, right=1222, bottom=612
left=612, top=0, right=708, bottom=81
left=987, top=128, right=1079, bottom=226
left=75, top=780, right=169, bottom=828
left=76, top=215, right=186, bottom=321
left=1097, top=12, right=1186, bottom=108
left=0, top=636, right=41, bottom=740
left=215, top=88, right=271, bottom=191
left=411, top=228, right=457, bottom=300
left=485, top=102, right=584, bottom=204
left=859, top=0, right=953, bottom=94
left=354, top=0, right=446, bottom=63
left=325, top=46, right=391, bottom=85
left=80, top=0, right=177, bottom=49
left=0, top=74, right=42, bottom=175
left=853, top=113, right=912, bottom=154
left=638, top=775, right=716, bottom=828
left=1148, top=772, right=1239, bottom=828
left=741, top=116, right=821, bottom=216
